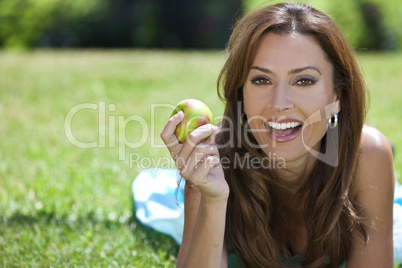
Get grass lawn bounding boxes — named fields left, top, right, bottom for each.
left=0, top=49, right=401, bottom=267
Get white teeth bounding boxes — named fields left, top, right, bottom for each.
left=266, top=121, right=301, bottom=130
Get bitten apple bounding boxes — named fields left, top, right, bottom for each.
left=171, top=99, right=214, bottom=143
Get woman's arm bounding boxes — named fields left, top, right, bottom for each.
left=348, top=126, right=395, bottom=267
left=177, top=185, right=202, bottom=266
left=160, top=112, right=228, bottom=268
left=177, top=186, right=228, bottom=268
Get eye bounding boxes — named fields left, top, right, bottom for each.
left=251, top=76, right=271, bottom=85
left=295, top=77, right=317, bottom=86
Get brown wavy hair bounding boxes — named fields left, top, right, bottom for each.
left=216, top=3, right=368, bottom=267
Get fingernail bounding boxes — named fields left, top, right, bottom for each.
left=176, top=111, right=184, bottom=118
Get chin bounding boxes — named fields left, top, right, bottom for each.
left=263, top=147, right=302, bottom=162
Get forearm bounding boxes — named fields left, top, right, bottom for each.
left=178, top=197, right=228, bottom=268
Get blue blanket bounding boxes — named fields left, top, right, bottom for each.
left=133, top=168, right=402, bottom=264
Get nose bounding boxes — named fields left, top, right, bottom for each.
left=268, top=83, right=294, bottom=112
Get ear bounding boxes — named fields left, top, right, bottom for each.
left=326, top=97, right=341, bottom=119
left=334, top=98, right=341, bottom=114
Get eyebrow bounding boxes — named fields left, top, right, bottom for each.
left=249, top=65, right=322, bottom=75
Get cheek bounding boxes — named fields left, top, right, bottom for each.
left=243, top=88, right=268, bottom=117
left=302, top=107, right=329, bottom=146
left=301, top=88, right=337, bottom=117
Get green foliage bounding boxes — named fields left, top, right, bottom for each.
left=369, top=0, right=402, bottom=49
left=0, top=0, right=104, bottom=48
left=0, top=0, right=242, bottom=49
left=243, top=0, right=402, bottom=50
left=325, top=0, right=402, bottom=50
left=325, top=0, right=367, bottom=49
left=1, top=0, right=401, bottom=50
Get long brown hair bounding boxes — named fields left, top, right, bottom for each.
left=217, top=3, right=367, bottom=267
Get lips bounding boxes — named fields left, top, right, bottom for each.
left=264, top=118, right=303, bottom=142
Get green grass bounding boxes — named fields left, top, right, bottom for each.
left=0, top=49, right=401, bottom=267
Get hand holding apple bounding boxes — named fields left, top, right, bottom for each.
left=170, top=99, right=214, bottom=143
left=161, top=99, right=228, bottom=203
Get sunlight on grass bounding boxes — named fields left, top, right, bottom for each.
left=0, top=49, right=401, bottom=266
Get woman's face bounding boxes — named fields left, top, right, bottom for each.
left=243, top=32, right=340, bottom=164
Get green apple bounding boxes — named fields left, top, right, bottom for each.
left=171, top=99, right=214, bottom=143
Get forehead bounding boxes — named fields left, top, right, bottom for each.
left=251, top=32, right=331, bottom=71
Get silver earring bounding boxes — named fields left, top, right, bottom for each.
left=328, top=113, right=338, bottom=129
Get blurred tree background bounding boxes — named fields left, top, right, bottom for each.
left=0, top=0, right=242, bottom=49
left=0, top=0, right=401, bottom=50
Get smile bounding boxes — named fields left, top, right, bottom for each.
left=264, top=120, right=303, bottom=142
left=266, top=121, right=302, bottom=130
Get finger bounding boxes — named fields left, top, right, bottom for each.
left=178, top=143, right=219, bottom=173
left=179, top=155, right=208, bottom=179
left=205, top=125, right=221, bottom=145
left=186, top=124, right=218, bottom=147
left=160, top=111, right=184, bottom=157
left=180, top=143, right=219, bottom=170
left=190, top=155, right=221, bottom=187
left=179, top=150, right=208, bottom=179
left=176, top=124, right=218, bottom=167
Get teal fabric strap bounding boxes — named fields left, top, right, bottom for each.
left=228, top=251, right=346, bottom=268
left=227, top=251, right=244, bottom=268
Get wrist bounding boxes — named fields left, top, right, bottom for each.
left=201, top=194, right=229, bottom=207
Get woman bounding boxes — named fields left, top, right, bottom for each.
left=160, top=3, right=394, bottom=267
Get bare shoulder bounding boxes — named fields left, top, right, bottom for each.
left=352, top=125, right=394, bottom=194
left=347, top=129, right=395, bottom=266
left=360, top=125, right=393, bottom=158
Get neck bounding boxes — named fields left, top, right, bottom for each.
left=272, top=153, right=317, bottom=194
